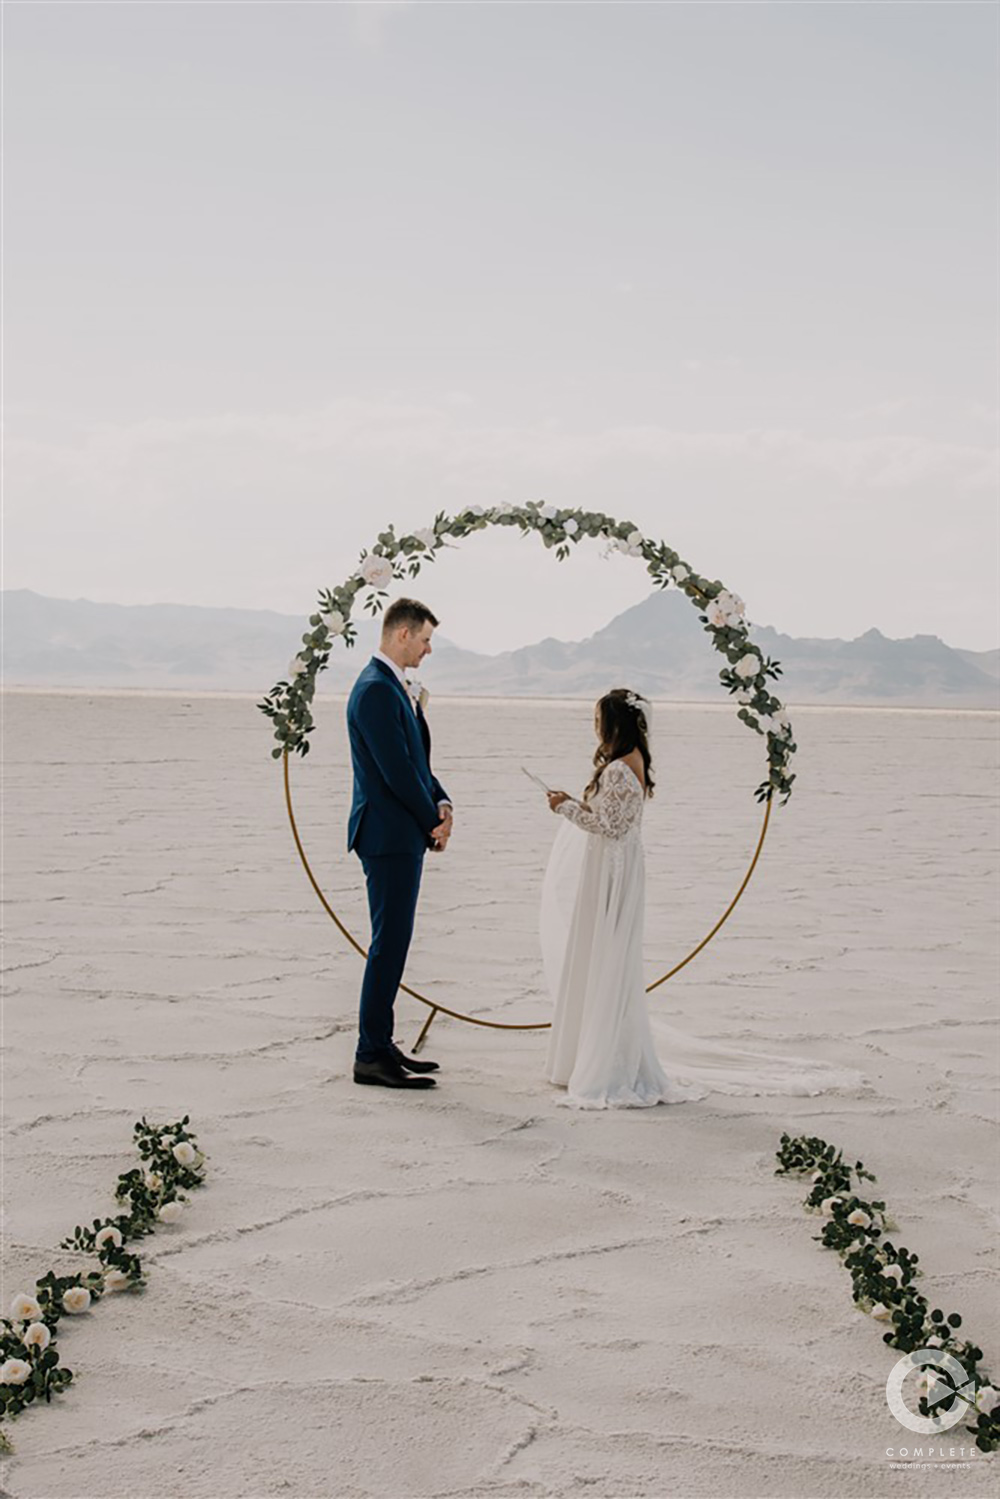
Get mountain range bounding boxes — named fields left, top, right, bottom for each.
left=2, top=589, right=997, bottom=708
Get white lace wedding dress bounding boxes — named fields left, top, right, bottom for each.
left=541, top=758, right=865, bottom=1110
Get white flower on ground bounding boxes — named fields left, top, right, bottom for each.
left=974, top=1384, right=999, bottom=1412
left=62, top=1286, right=91, bottom=1314
left=144, top=1171, right=162, bottom=1192
left=9, top=1295, right=41, bottom=1323
left=103, top=1269, right=131, bottom=1292
left=0, top=1359, right=32, bottom=1385
left=820, top=1197, right=843, bottom=1216
left=95, top=1226, right=123, bottom=1251
left=734, top=653, right=761, bottom=680
left=23, top=1322, right=51, bottom=1351
left=563, top=517, right=579, bottom=536
left=671, top=564, right=689, bottom=583
left=320, top=608, right=346, bottom=636
left=881, top=1263, right=905, bottom=1283
left=539, top=504, right=558, bottom=520
left=847, top=1208, right=871, bottom=1229
left=360, top=554, right=393, bottom=589
left=172, top=1141, right=197, bottom=1167
left=412, top=528, right=436, bottom=550
left=158, top=1200, right=184, bottom=1224
left=705, top=600, right=729, bottom=629
left=869, top=1302, right=892, bottom=1321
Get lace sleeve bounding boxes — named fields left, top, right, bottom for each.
left=556, top=761, right=643, bottom=840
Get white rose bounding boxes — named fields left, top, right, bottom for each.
left=847, top=1209, right=871, bottom=1229
left=320, top=608, right=346, bottom=636
left=9, top=1294, right=41, bottom=1323
left=881, top=1263, right=905, bottom=1283
left=716, top=589, right=746, bottom=619
left=158, top=1133, right=175, bottom=1149
left=158, top=1200, right=184, bottom=1224
left=820, top=1197, right=842, bottom=1216
left=756, top=714, right=776, bottom=735
left=974, top=1384, right=998, bottom=1412
left=95, top=1226, right=123, bottom=1251
left=172, top=1141, right=197, bottom=1167
left=734, top=653, right=761, bottom=680
left=62, top=1286, right=91, bottom=1314
left=626, top=530, right=643, bottom=547
left=0, top=1359, right=32, bottom=1385
left=104, top=1269, right=131, bottom=1292
left=705, top=601, right=729, bottom=629
left=869, top=1302, right=892, bottom=1321
left=144, top=1170, right=162, bottom=1192
left=360, top=554, right=393, bottom=589
left=563, top=517, right=579, bottom=536
left=287, top=657, right=307, bottom=678
left=627, top=543, right=644, bottom=557
left=671, top=564, right=689, bottom=583
left=539, top=504, right=558, bottom=520
left=23, top=1322, right=51, bottom=1351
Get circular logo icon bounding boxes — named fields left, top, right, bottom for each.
left=886, top=1348, right=974, bottom=1434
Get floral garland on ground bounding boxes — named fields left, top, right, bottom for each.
left=776, top=1132, right=999, bottom=1451
left=258, top=503, right=797, bottom=804
left=0, top=1117, right=206, bottom=1452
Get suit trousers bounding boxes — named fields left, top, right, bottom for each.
left=356, top=852, right=424, bottom=1062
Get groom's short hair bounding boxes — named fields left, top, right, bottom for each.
left=382, top=598, right=440, bottom=636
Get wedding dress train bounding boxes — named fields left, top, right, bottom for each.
left=541, top=759, right=864, bottom=1109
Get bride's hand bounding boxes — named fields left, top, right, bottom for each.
left=547, top=790, right=570, bottom=811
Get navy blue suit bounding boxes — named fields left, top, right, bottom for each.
left=347, top=658, right=449, bottom=1062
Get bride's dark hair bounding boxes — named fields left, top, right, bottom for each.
left=584, top=688, right=655, bottom=802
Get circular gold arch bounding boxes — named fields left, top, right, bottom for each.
left=283, top=749, right=772, bottom=1050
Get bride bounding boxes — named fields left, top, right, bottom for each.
left=541, top=689, right=864, bottom=1109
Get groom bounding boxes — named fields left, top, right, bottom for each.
left=347, top=598, right=453, bottom=1091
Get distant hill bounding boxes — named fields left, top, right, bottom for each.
left=2, top=589, right=997, bottom=708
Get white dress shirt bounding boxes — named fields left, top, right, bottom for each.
left=373, top=650, right=452, bottom=815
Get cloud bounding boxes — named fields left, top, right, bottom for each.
left=8, top=399, right=997, bottom=497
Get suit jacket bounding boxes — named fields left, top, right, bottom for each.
left=347, top=657, right=450, bottom=856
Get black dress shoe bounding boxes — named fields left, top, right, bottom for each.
left=353, top=1056, right=436, bottom=1090
left=391, top=1044, right=440, bottom=1074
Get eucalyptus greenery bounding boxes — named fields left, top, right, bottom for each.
left=0, top=1117, right=206, bottom=1452
left=777, top=1132, right=999, bottom=1451
left=258, top=503, right=798, bottom=803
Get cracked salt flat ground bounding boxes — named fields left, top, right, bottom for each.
left=1, top=692, right=997, bottom=1498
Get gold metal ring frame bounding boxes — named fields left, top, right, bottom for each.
left=283, top=749, right=772, bottom=1052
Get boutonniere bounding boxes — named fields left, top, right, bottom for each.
left=405, top=676, right=430, bottom=712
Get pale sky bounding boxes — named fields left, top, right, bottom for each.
left=5, top=1, right=998, bottom=654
